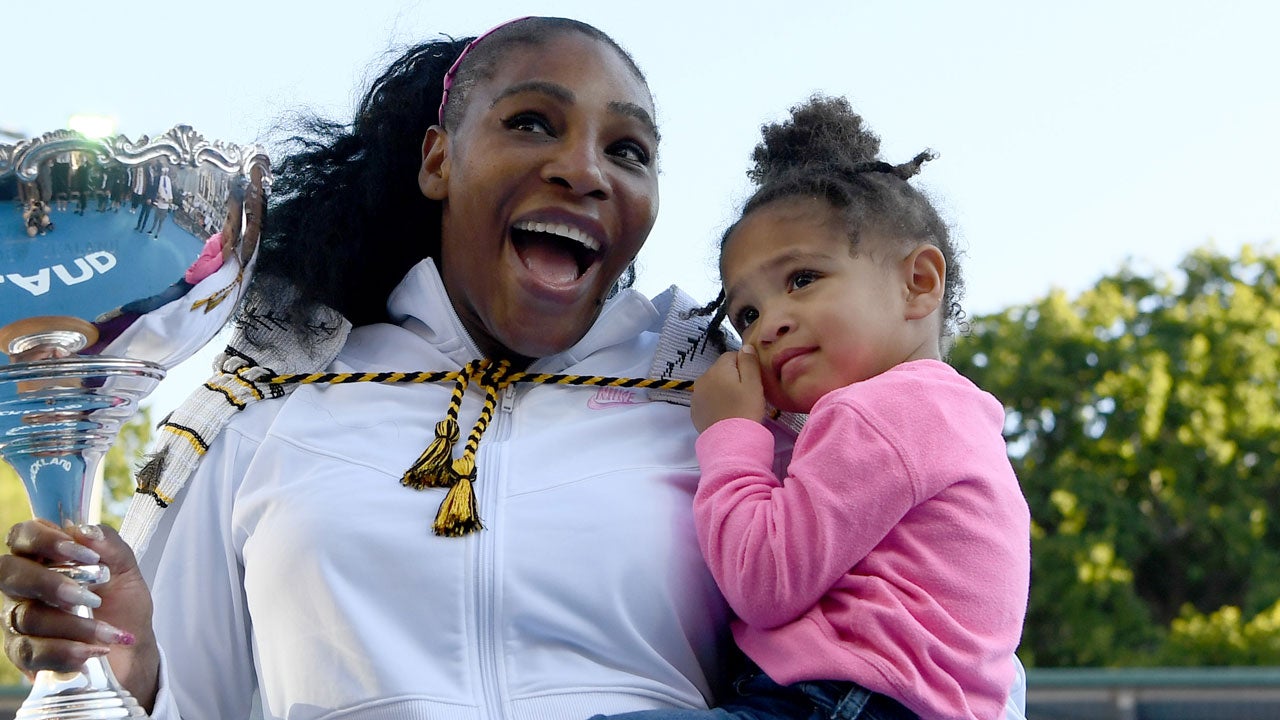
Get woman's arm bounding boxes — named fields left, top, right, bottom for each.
left=137, top=423, right=264, bottom=720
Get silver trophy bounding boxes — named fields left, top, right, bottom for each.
left=0, top=125, right=268, bottom=718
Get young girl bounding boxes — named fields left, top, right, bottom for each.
left=691, top=96, right=1030, bottom=720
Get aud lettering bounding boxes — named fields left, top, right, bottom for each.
left=0, top=251, right=118, bottom=296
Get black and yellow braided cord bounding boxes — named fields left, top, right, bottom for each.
left=266, top=369, right=694, bottom=392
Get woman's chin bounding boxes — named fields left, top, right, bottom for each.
left=496, top=313, right=596, bottom=360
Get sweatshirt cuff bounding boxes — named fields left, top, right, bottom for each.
left=695, top=417, right=776, bottom=469
left=146, top=644, right=180, bottom=720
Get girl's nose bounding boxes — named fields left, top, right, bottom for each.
left=756, top=312, right=792, bottom=345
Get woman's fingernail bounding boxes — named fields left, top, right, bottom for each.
left=83, top=645, right=112, bottom=659
left=55, top=540, right=101, bottom=565
left=55, top=583, right=102, bottom=609
left=95, top=622, right=135, bottom=646
left=76, top=524, right=105, bottom=541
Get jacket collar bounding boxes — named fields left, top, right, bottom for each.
left=386, top=259, right=660, bottom=373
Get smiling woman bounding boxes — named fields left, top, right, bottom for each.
left=0, top=16, right=745, bottom=720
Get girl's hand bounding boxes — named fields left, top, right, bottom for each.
left=691, top=346, right=767, bottom=432
left=1, top=520, right=160, bottom=710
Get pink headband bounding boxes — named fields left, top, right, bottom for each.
left=438, top=17, right=532, bottom=127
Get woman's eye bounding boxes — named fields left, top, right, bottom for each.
left=609, top=140, right=651, bottom=166
left=789, top=270, right=818, bottom=291
left=503, top=113, right=553, bottom=135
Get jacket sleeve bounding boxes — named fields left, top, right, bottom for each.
left=693, top=402, right=919, bottom=629
left=135, top=424, right=262, bottom=720
left=183, top=234, right=226, bottom=284
left=1003, top=654, right=1028, bottom=720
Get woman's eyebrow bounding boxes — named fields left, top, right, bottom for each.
left=609, top=101, right=659, bottom=142
left=490, top=80, right=573, bottom=107
left=488, top=81, right=659, bottom=140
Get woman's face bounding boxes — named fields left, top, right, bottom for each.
left=421, top=32, right=660, bottom=362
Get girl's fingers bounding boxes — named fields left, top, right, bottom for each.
left=736, top=347, right=762, bottom=386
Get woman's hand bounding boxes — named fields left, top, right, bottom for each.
left=691, top=346, right=767, bottom=433
left=1, top=520, right=160, bottom=710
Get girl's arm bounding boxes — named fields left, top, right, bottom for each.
left=693, top=399, right=916, bottom=629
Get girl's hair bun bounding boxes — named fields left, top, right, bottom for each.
left=747, top=94, right=882, bottom=185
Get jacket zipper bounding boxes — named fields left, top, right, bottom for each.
left=477, top=383, right=516, bottom=719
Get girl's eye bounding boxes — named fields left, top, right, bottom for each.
left=503, top=112, right=553, bottom=135
left=789, top=270, right=818, bottom=291
left=732, top=306, right=759, bottom=332
left=608, top=140, right=652, bottom=166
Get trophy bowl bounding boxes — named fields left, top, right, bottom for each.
left=0, top=125, right=268, bottom=718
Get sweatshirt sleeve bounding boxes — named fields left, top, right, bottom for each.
left=136, top=424, right=261, bottom=719
left=693, top=403, right=919, bottom=629
left=183, top=234, right=226, bottom=284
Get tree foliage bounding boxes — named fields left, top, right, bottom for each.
left=951, top=244, right=1280, bottom=667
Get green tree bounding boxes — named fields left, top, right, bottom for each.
left=951, top=244, right=1280, bottom=667
left=0, top=462, right=27, bottom=686
left=0, top=410, right=152, bottom=683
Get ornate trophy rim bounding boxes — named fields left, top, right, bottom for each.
left=0, top=124, right=271, bottom=188
left=2, top=123, right=271, bottom=370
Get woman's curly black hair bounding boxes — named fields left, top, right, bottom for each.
left=243, top=18, right=650, bottom=346
left=700, top=94, right=965, bottom=346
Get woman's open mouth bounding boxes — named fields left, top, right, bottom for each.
left=511, top=220, right=602, bottom=285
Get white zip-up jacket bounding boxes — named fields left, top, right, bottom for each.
left=141, top=260, right=755, bottom=720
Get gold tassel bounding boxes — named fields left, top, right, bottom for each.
left=401, top=363, right=475, bottom=490
left=401, top=417, right=459, bottom=489
left=432, top=455, right=482, bottom=536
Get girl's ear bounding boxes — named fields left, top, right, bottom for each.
left=419, top=126, right=450, bottom=200
left=903, top=244, right=945, bottom=320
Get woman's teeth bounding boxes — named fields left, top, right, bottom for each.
left=513, top=220, right=601, bottom=251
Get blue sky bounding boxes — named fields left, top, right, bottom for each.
left=6, top=0, right=1277, bottom=415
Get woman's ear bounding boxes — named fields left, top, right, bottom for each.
left=903, top=244, right=946, bottom=320
left=419, top=126, right=450, bottom=200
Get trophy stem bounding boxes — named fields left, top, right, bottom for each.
left=0, top=356, right=164, bottom=719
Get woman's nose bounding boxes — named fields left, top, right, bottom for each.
left=544, top=137, right=609, bottom=199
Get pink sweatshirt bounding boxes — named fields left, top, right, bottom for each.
left=694, top=359, right=1030, bottom=720
left=184, top=233, right=226, bottom=284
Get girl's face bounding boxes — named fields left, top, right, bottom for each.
left=421, top=32, right=659, bottom=362
left=721, top=199, right=934, bottom=413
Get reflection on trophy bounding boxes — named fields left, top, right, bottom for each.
left=0, top=125, right=268, bottom=718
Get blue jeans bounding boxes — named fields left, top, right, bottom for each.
left=591, top=671, right=919, bottom=720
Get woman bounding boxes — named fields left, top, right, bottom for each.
left=1, top=17, right=1028, bottom=720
